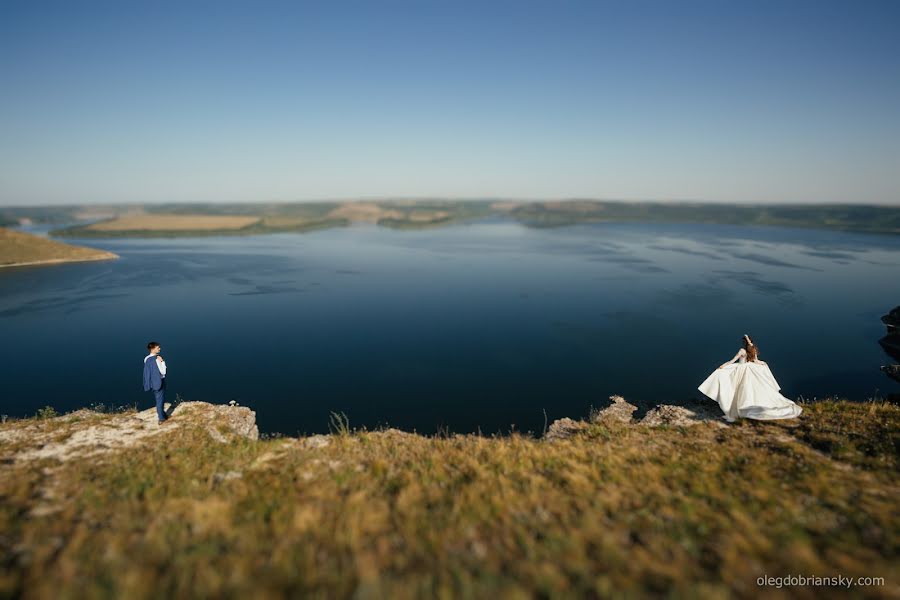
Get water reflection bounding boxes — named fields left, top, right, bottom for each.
left=708, top=270, right=798, bottom=303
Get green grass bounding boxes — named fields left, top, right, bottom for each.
left=1, top=399, right=897, bottom=598
left=34, top=406, right=58, bottom=420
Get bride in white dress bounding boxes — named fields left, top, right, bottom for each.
left=698, top=335, right=802, bottom=422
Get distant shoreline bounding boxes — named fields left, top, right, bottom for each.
left=8, top=199, right=894, bottom=238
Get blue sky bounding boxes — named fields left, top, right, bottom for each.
left=1, top=0, right=898, bottom=206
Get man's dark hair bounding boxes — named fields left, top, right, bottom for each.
left=147, top=341, right=160, bottom=351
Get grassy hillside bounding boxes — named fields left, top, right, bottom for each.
left=1, top=399, right=897, bottom=598
left=0, top=227, right=118, bottom=267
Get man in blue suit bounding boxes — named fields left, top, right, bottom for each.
left=143, top=341, right=169, bottom=424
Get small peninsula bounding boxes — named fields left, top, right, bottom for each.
left=0, top=227, right=118, bottom=268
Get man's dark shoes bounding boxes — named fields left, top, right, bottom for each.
left=158, top=418, right=171, bottom=425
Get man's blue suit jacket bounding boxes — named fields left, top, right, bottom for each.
left=143, top=356, right=164, bottom=392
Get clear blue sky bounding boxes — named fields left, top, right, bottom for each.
left=1, top=0, right=898, bottom=206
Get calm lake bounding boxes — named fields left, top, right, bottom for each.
left=2, top=220, right=898, bottom=434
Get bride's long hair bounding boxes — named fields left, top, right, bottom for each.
left=742, top=334, right=759, bottom=362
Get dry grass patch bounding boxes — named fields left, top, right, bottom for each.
left=87, top=214, right=260, bottom=231
left=326, top=202, right=404, bottom=223
left=0, top=400, right=897, bottom=598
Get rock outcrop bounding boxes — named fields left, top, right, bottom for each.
left=879, top=306, right=900, bottom=400
left=544, top=396, right=726, bottom=440
left=0, top=401, right=258, bottom=518
left=882, top=305, right=900, bottom=332
left=590, top=395, right=637, bottom=424
left=544, top=418, right=589, bottom=441
left=883, top=364, right=900, bottom=384
left=195, top=402, right=260, bottom=442
left=0, top=401, right=258, bottom=464
left=640, top=398, right=726, bottom=428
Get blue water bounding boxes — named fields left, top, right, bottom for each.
left=1, top=220, right=898, bottom=434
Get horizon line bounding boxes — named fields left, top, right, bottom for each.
left=2, top=197, right=899, bottom=210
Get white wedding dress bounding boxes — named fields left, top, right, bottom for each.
left=698, top=348, right=802, bottom=422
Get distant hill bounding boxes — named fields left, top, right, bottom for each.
left=507, top=200, right=900, bottom=234
left=0, top=227, right=118, bottom=268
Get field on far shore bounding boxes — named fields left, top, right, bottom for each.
left=47, top=201, right=490, bottom=237
left=86, top=214, right=261, bottom=231
left=0, top=227, right=118, bottom=268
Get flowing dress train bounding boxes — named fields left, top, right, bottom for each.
left=698, top=348, right=802, bottom=421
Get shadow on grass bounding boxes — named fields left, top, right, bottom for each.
left=165, top=395, right=184, bottom=419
